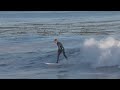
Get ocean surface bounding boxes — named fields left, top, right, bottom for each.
left=0, top=11, right=120, bottom=79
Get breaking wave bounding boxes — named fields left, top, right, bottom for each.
left=80, top=37, right=120, bottom=67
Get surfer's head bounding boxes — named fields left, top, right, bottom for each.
left=54, top=39, right=58, bottom=44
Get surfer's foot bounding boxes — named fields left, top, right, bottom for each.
left=56, top=61, right=58, bottom=63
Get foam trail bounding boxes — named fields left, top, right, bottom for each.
left=81, top=37, right=120, bottom=67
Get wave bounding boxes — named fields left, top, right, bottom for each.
left=80, top=37, right=120, bottom=67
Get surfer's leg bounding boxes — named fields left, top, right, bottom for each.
left=57, top=50, right=62, bottom=63
left=63, top=49, right=68, bottom=60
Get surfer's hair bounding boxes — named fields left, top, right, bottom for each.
left=54, top=39, right=58, bottom=42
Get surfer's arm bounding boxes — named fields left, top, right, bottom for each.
left=57, top=42, right=64, bottom=50
left=58, top=45, right=61, bottom=50
left=57, top=42, right=61, bottom=50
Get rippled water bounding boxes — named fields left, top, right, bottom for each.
left=0, top=11, right=120, bottom=79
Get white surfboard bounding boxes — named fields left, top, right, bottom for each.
left=45, top=62, right=60, bottom=65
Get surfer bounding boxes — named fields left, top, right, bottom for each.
left=54, top=39, right=68, bottom=63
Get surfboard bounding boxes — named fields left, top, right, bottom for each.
left=45, top=62, right=61, bottom=65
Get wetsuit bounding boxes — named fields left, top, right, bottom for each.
left=56, top=42, right=68, bottom=63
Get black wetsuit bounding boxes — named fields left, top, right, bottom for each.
left=56, top=42, right=68, bottom=63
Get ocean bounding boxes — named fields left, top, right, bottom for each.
left=0, top=11, right=120, bottom=79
